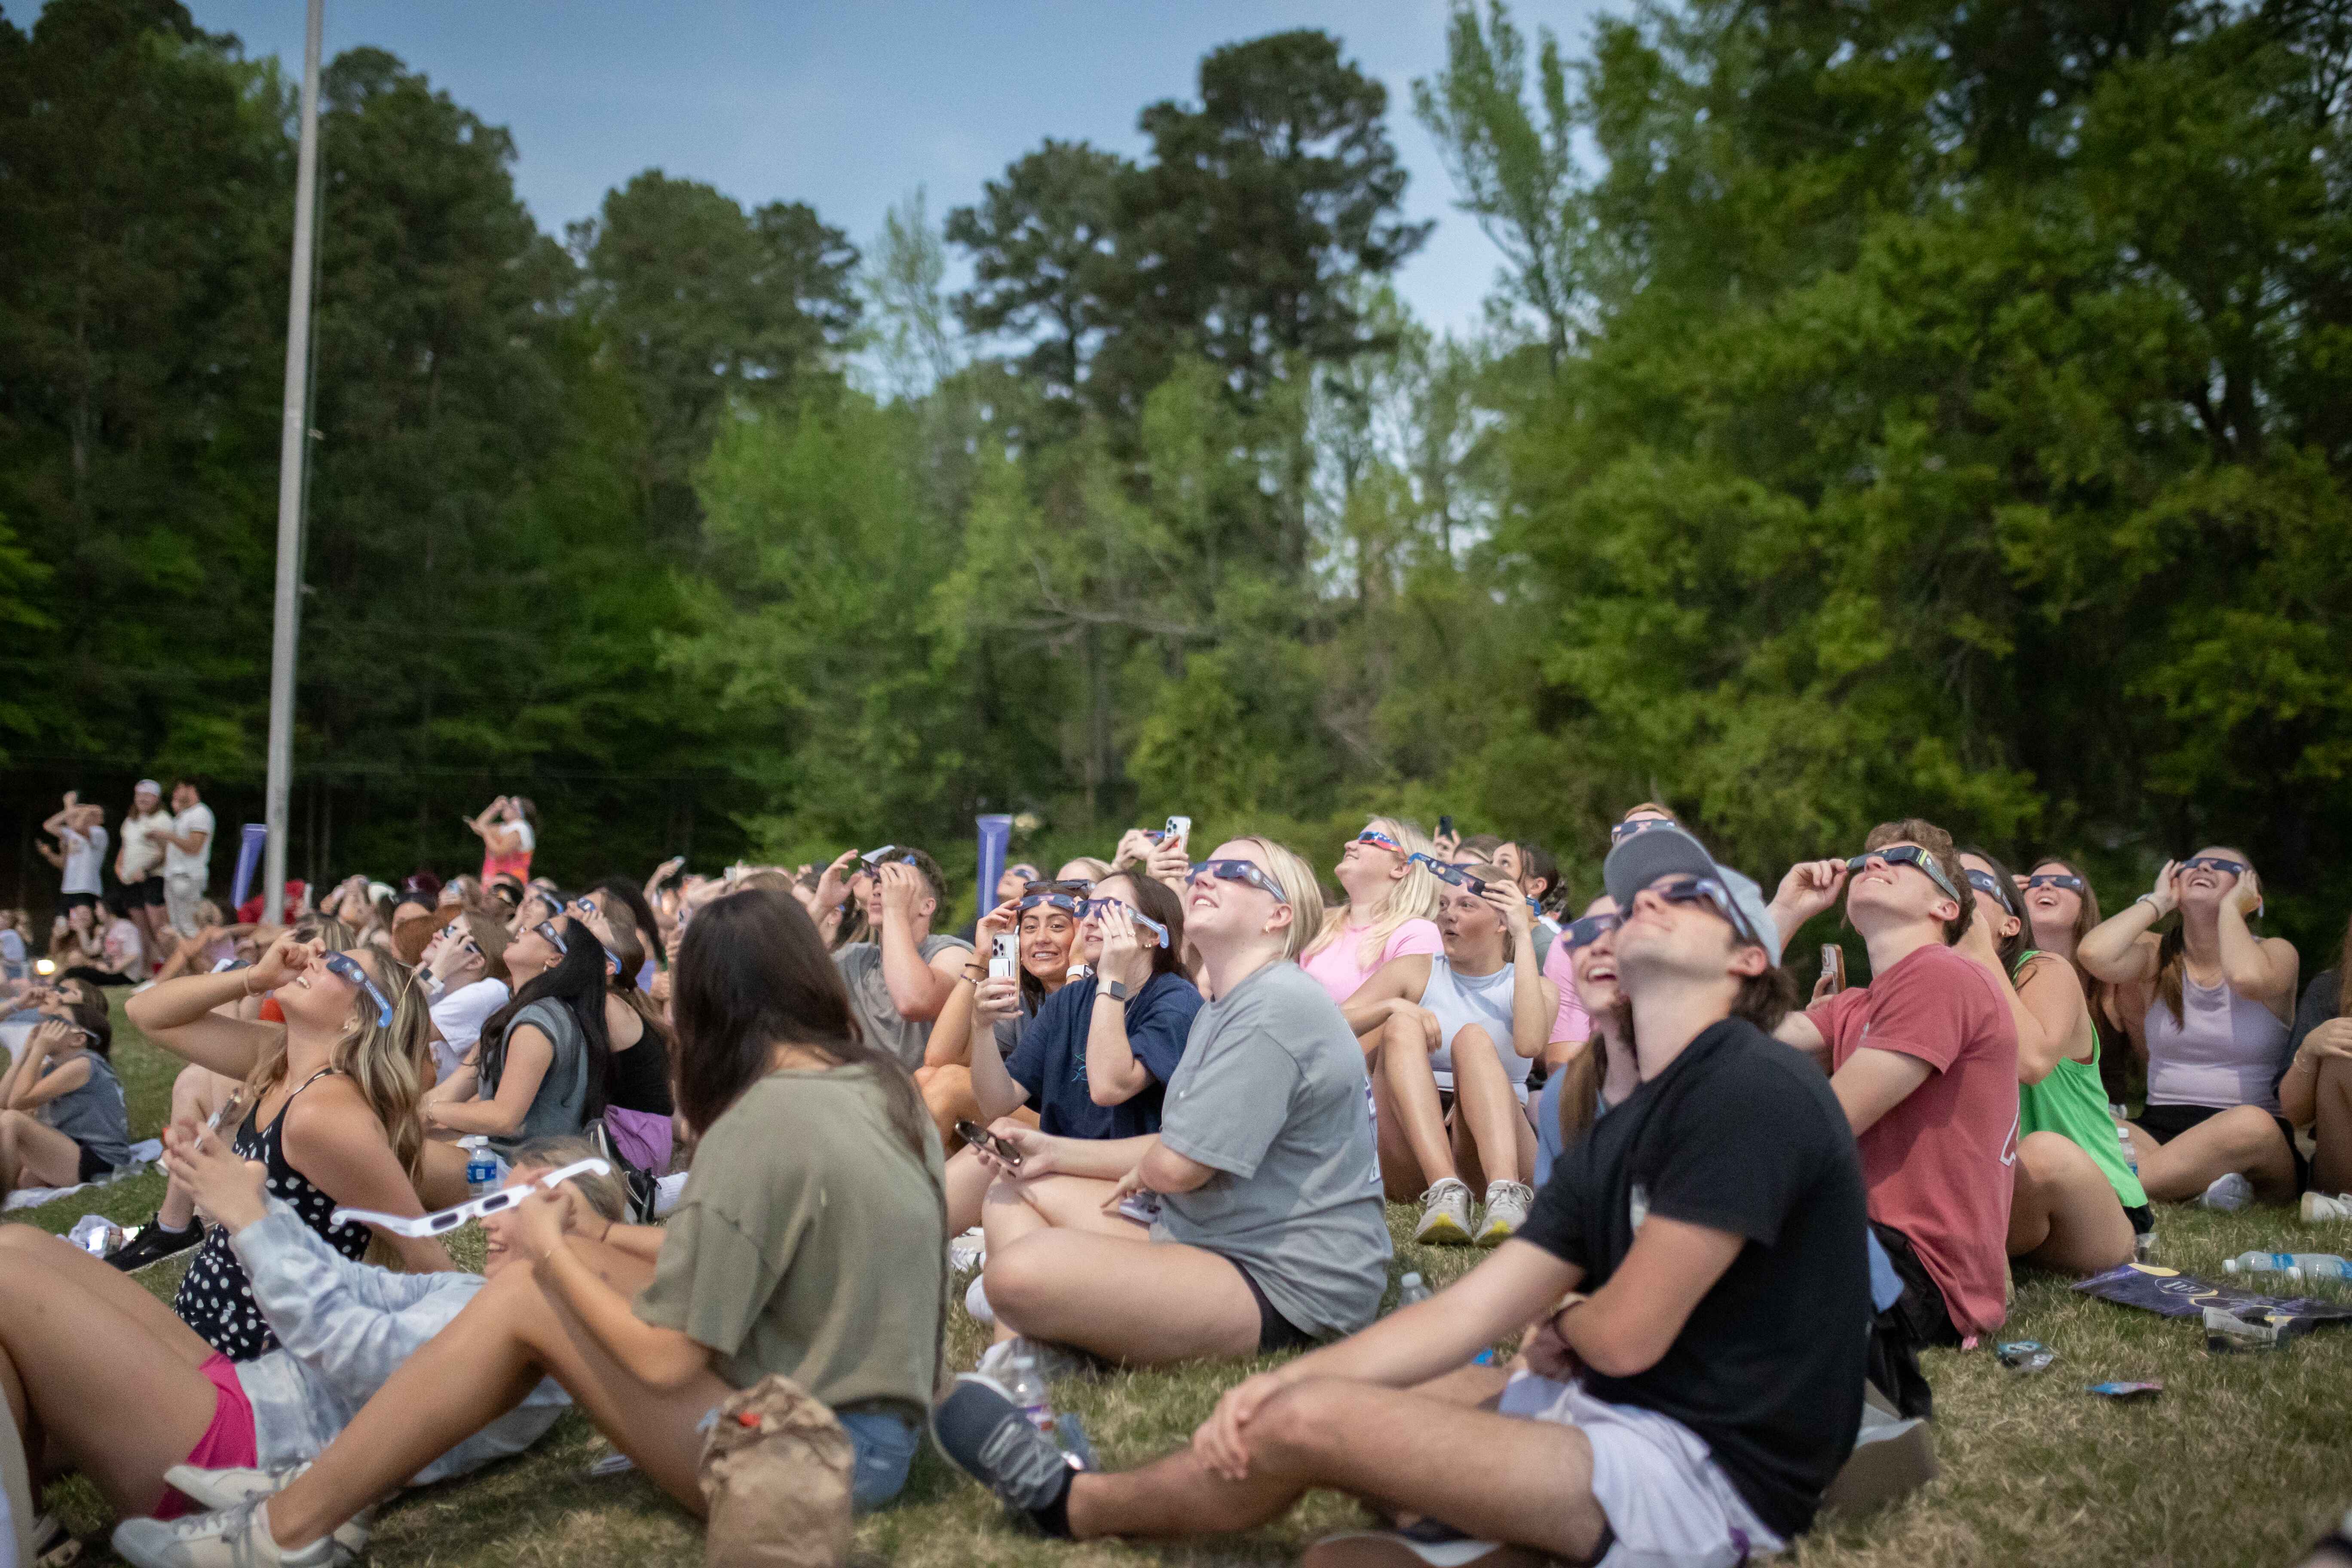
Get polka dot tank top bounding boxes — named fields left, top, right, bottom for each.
left=175, top=1068, right=372, bottom=1359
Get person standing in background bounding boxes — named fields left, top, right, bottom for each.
left=116, top=780, right=172, bottom=959
left=469, top=796, right=537, bottom=885
left=152, top=780, right=215, bottom=939
left=40, top=794, right=109, bottom=919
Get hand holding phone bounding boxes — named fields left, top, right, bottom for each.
left=955, top=1120, right=1025, bottom=1172
left=989, top=933, right=1017, bottom=980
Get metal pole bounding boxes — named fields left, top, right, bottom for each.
left=263, top=0, right=325, bottom=926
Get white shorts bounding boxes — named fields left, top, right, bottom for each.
left=164, top=872, right=208, bottom=937
left=1498, top=1373, right=1787, bottom=1568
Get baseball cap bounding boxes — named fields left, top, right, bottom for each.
left=1602, top=824, right=1782, bottom=965
left=134, top=778, right=162, bottom=796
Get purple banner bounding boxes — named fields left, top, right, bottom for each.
left=230, top=823, right=268, bottom=913
left=976, top=815, right=1012, bottom=924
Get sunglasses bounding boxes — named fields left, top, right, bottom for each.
left=1014, top=892, right=1082, bottom=915
left=1846, top=845, right=1963, bottom=906
left=330, top=1157, right=612, bottom=1238
left=1640, top=873, right=1767, bottom=949
left=2022, top=873, right=2086, bottom=894
left=321, top=950, right=393, bottom=1026
left=1964, top=868, right=2018, bottom=913
left=1611, top=816, right=1677, bottom=846
left=2178, top=856, right=2248, bottom=876
left=1409, top=852, right=1546, bottom=915
left=1078, top=897, right=1170, bottom=947
left=1022, top=879, right=1094, bottom=898
left=1186, top=859, right=1289, bottom=903
left=535, top=920, right=570, bottom=953
left=1563, top=911, right=1621, bottom=951
left=570, top=897, right=600, bottom=918
left=1353, top=829, right=1406, bottom=854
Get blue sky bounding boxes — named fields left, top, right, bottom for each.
left=141, top=0, right=1608, bottom=341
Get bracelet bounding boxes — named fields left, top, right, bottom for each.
left=2135, top=894, right=2164, bottom=913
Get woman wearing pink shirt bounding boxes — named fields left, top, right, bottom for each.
left=1298, top=819, right=1443, bottom=1005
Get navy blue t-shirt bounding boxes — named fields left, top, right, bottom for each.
left=1006, top=971, right=1203, bottom=1139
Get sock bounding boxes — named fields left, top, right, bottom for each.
left=155, top=1217, right=191, bottom=1234
left=1034, top=1467, right=1075, bottom=1539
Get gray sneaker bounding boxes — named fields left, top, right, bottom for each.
left=2303, top=1191, right=2352, bottom=1223
left=1413, top=1178, right=1475, bottom=1246
left=111, top=1500, right=350, bottom=1568
left=158, top=1466, right=373, bottom=1556
left=1476, top=1181, right=1534, bottom=1246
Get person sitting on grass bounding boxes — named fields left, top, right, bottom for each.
left=421, top=912, right=612, bottom=1156
left=814, top=845, right=974, bottom=1072
left=943, top=873, right=1195, bottom=1238
left=1770, top=819, right=2018, bottom=1414
left=2282, top=905, right=2352, bottom=1210
left=1297, top=819, right=1443, bottom=1008
left=2079, top=849, right=2303, bottom=1210
left=920, top=881, right=1080, bottom=1157
left=126, top=932, right=458, bottom=1360
left=1342, top=863, right=1556, bottom=1247
left=933, top=822, right=1868, bottom=1568
left=0, top=999, right=129, bottom=1196
left=0, top=1138, right=617, bottom=1556
left=1531, top=894, right=1639, bottom=1185
left=967, top=839, right=1390, bottom=1374
left=106, top=887, right=947, bottom=1568
left=1956, top=847, right=2137, bottom=1274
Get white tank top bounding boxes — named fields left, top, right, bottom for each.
left=2144, top=972, right=2289, bottom=1112
left=1418, top=956, right=1534, bottom=1100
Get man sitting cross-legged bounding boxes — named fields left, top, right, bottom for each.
left=934, top=824, right=1870, bottom=1568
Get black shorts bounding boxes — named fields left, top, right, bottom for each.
left=122, top=877, right=165, bottom=908
left=76, top=1143, right=113, bottom=1183
left=2137, top=1102, right=2309, bottom=1195
left=2125, top=1204, right=2156, bottom=1236
left=1223, top=1256, right=1318, bottom=1354
left=1866, top=1221, right=1957, bottom=1422
left=59, top=891, right=99, bottom=914
left=60, top=965, right=133, bottom=988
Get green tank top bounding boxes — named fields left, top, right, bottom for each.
left=2012, top=950, right=2148, bottom=1210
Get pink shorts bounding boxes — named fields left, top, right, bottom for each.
left=154, top=1353, right=260, bottom=1519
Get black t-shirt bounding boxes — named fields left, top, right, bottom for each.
left=1516, top=1016, right=1868, bottom=1540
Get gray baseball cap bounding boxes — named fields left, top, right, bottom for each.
left=1602, top=824, right=1782, bottom=966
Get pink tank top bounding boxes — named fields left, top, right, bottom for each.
left=2143, top=973, right=2289, bottom=1112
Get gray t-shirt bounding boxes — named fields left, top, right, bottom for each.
left=487, top=998, right=591, bottom=1152
left=41, top=1047, right=131, bottom=1169
left=834, top=933, right=974, bottom=1071
left=1153, top=960, right=1391, bottom=1340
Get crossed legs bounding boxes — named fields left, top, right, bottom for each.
left=2007, top=1132, right=2134, bottom=1274
left=2312, top=1057, right=2352, bottom=1197
left=2126, top=1107, right=2298, bottom=1204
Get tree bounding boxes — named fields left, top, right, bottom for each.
left=945, top=140, right=1130, bottom=412
left=861, top=187, right=960, bottom=404
left=571, top=171, right=860, bottom=542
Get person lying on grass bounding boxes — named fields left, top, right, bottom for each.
left=965, top=838, right=1390, bottom=1376
left=0, top=1136, right=617, bottom=1549
left=109, top=887, right=945, bottom=1568
left=934, top=824, right=1870, bottom=1568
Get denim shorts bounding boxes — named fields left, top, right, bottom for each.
left=837, top=1408, right=921, bottom=1511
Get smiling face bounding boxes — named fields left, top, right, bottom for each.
left=1844, top=841, right=1961, bottom=934
left=1019, top=903, right=1079, bottom=977
left=504, top=918, right=566, bottom=982
left=2174, top=845, right=2250, bottom=912
left=2023, top=860, right=2086, bottom=944
left=1183, top=840, right=1290, bottom=954
left=1569, top=895, right=1621, bottom=1017
left=478, top=1165, right=549, bottom=1278
left=172, top=782, right=197, bottom=812
left=280, top=941, right=387, bottom=1033
left=1960, top=853, right=2021, bottom=946
left=1335, top=821, right=1410, bottom=900
left=1613, top=876, right=1765, bottom=995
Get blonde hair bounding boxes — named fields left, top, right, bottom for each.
left=1231, top=836, right=1326, bottom=962
left=508, top=1136, right=628, bottom=1222
left=1058, top=856, right=1114, bottom=883
left=1305, top=816, right=1443, bottom=971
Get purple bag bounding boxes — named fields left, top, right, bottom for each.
left=602, top=1106, right=673, bottom=1174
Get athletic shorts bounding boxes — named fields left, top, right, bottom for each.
left=1497, top=1373, right=1788, bottom=1568
left=58, top=891, right=99, bottom=915
left=2138, top=1102, right=2309, bottom=1195
left=1222, top=1256, right=1317, bottom=1353
left=153, top=1353, right=258, bottom=1519
left=75, top=1143, right=115, bottom=1183
left=122, top=877, right=166, bottom=908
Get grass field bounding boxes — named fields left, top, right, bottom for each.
left=13, top=1001, right=2352, bottom=1568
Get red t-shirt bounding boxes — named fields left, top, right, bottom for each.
left=1807, top=943, right=2019, bottom=1338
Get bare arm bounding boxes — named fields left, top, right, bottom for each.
left=1774, top=1010, right=1830, bottom=1068
left=1084, top=989, right=1154, bottom=1105
left=423, top=1023, right=553, bottom=1137
left=965, top=981, right=1029, bottom=1121
left=281, top=1082, right=457, bottom=1273
left=2079, top=893, right=2166, bottom=984
left=126, top=967, right=282, bottom=1080
left=1827, top=1046, right=1935, bottom=1136
left=536, top=1232, right=711, bottom=1388
left=1339, top=955, right=1431, bottom=1036
left=2011, top=952, right=2090, bottom=1077
left=925, top=971, right=983, bottom=1070
left=2217, top=882, right=2298, bottom=1014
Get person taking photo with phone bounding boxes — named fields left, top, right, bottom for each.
left=815, top=847, right=973, bottom=1071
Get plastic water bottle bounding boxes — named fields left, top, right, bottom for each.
left=1398, top=1272, right=1432, bottom=1307
left=2112, top=1112, right=2139, bottom=1179
left=462, top=1138, right=500, bottom=1198
left=2223, top=1251, right=2352, bottom=1281
left=1005, top=1345, right=1057, bottom=1439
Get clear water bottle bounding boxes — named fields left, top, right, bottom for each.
left=2113, top=1113, right=2139, bottom=1179
left=1005, top=1344, right=1056, bottom=1439
left=462, top=1138, right=500, bottom=1198
left=2223, top=1251, right=2352, bottom=1280
left=1398, top=1271, right=1432, bottom=1307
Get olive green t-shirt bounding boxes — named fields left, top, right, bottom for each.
left=632, top=1067, right=945, bottom=1418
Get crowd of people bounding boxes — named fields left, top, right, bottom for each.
left=1, top=787, right=2348, bottom=1568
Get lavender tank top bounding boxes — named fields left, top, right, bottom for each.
left=2144, top=973, right=2290, bottom=1112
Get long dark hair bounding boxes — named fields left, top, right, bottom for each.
left=479, top=914, right=613, bottom=1120
left=1961, top=846, right=2030, bottom=969
left=671, top=890, right=931, bottom=1169
left=590, top=877, right=663, bottom=965
left=2154, top=844, right=2255, bottom=1027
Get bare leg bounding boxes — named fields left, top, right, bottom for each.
left=416, top=1138, right=472, bottom=1209
left=0, top=1111, right=86, bottom=1191
left=0, top=1226, right=220, bottom=1513
left=978, top=1171, right=1145, bottom=1345
left=2008, top=1133, right=2134, bottom=1274
left=2313, top=1057, right=2352, bottom=1197
left=1370, top=1051, right=1429, bottom=1204
left=2129, top=1107, right=2297, bottom=1203
left=1379, top=1013, right=1458, bottom=1191
left=264, top=1242, right=726, bottom=1550
left=1067, top=1378, right=1609, bottom=1558
left=945, top=1144, right=993, bottom=1234
left=157, top=1065, right=237, bottom=1229
left=984, top=1232, right=1261, bottom=1366
left=916, top=1064, right=978, bottom=1148
left=1446, top=1027, right=1525, bottom=1190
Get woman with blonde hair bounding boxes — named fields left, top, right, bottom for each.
left=126, top=931, right=454, bottom=1360
left=968, top=836, right=1390, bottom=1368
left=1299, top=817, right=1443, bottom=1006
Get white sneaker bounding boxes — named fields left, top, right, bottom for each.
left=949, top=1226, right=986, bottom=1273
left=112, top=1500, right=350, bottom=1568
left=2303, top=1191, right=2352, bottom=1223
left=1476, top=1181, right=1534, bottom=1246
left=975, top=1334, right=1089, bottom=1382
left=158, top=1466, right=372, bottom=1555
left=2199, top=1172, right=2255, bottom=1212
left=1413, top=1178, right=1475, bottom=1246
left=964, top=1272, right=995, bottom=1325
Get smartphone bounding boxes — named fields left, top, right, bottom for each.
left=1820, top=944, right=1845, bottom=994
left=954, top=1120, right=1024, bottom=1171
left=1117, top=1189, right=1164, bottom=1224
left=1165, top=815, right=1191, bottom=844
left=989, top=933, right=1017, bottom=980
left=1437, top=814, right=1455, bottom=842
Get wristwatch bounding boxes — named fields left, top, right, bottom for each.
left=1102, top=978, right=1132, bottom=1001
